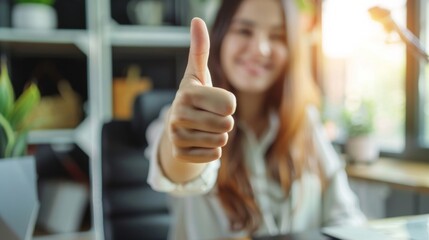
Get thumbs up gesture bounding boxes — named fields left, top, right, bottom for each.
left=166, top=18, right=236, bottom=163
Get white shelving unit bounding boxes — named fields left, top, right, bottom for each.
left=0, top=28, right=88, bottom=49
left=1, top=1, right=102, bottom=239
left=0, top=1, right=191, bottom=240
left=28, top=129, right=76, bottom=145
left=110, top=25, right=189, bottom=47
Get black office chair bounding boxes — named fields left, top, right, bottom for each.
left=101, top=89, right=176, bottom=240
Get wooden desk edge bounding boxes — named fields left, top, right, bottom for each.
left=345, top=157, right=429, bottom=194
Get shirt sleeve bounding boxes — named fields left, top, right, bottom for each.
left=307, top=106, right=367, bottom=227
left=145, top=105, right=221, bottom=197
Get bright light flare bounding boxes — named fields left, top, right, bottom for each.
left=322, top=0, right=393, bottom=58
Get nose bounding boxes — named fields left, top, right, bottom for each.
left=249, top=34, right=271, bottom=57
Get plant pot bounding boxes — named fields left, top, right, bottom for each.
left=0, top=156, right=39, bottom=240
left=12, top=3, right=57, bottom=30
left=346, top=135, right=379, bottom=164
left=127, top=0, right=164, bottom=26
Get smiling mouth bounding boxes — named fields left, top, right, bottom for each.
left=241, top=62, right=269, bottom=76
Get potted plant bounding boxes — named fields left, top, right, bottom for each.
left=343, top=100, right=379, bottom=164
left=0, top=58, right=41, bottom=240
left=12, top=0, right=57, bottom=30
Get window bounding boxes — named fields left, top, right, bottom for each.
left=321, top=0, right=429, bottom=160
left=422, top=0, right=429, bottom=146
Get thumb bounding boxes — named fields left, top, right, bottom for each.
left=184, top=17, right=212, bottom=86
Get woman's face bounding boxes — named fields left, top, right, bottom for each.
left=220, top=0, right=288, bottom=94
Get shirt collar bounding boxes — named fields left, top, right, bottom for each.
left=237, top=110, right=280, bottom=152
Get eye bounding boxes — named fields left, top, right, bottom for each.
left=235, top=28, right=252, bottom=37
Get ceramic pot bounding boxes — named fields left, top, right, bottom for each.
left=0, top=156, right=39, bottom=240
left=12, top=3, right=57, bottom=30
left=346, top=135, right=379, bottom=164
left=127, top=0, right=163, bottom=26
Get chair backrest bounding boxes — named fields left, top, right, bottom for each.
left=102, top=89, right=176, bottom=240
left=131, top=89, right=176, bottom=146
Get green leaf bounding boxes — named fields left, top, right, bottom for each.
left=8, top=83, right=41, bottom=130
left=295, top=0, right=315, bottom=13
left=15, top=0, right=55, bottom=5
left=0, top=61, right=15, bottom=120
left=0, top=124, right=6, bottom=158
left=0, top=113, right=16, bottom=158
left=343, top=100, right=375, bottom=137
left=10, top=120, right=40, bottom=157
left=11, top=131, right=28, bottom=157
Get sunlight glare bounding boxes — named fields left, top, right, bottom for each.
left=322, top=0, right=401, bottom=58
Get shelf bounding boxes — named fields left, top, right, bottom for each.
left=33, top=230, right=94, bottom=240
left=0, top=28, right=89, bottom=55
left=27, top=118, right=92, bottom=156
left=28, top=129, right=76, bottom=145
left=110, top=25, right=190, bottom=48
left=0, top=28, right=87, bottom=44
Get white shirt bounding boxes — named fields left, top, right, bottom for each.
left=146, top=106, right=366, bottom=240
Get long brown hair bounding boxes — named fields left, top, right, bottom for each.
left=208, top=0, right=323, bottom=233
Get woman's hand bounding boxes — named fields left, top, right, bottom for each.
left=167, top=18, right=236, bottom=164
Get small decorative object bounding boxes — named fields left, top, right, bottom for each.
left=0, top=58, right=41, bottom=240
left=127, top=0, right=164, bottom=26
left=37, top=180, right=88, bottom=233
left=26, top=61, right=83, bottom=130
left=343, top=100, right=379, bottom=164
left=12, top=0, right=57, bottom=30
left=29, top=80, right=82, bottom=129
left=113, top=64, right=152, bottom=120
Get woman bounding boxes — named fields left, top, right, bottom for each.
left=146, top=0, right=366, bottom=239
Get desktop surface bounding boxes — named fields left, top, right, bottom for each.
left=253, top=214, right=429, bottom=240
left=253, top=230, right=329, bottom=240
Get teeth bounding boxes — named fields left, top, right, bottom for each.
left=245, top=63, right=264, bottom=72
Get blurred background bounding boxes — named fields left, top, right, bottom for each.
left=0, top=0, right=428, bottom=239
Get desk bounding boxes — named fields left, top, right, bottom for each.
left=366, top=214, right=429, bottom=239
left=253, top=214, right=429, bottom=240
left=346, top=157, right=429, bottom=193
left=253, top=231, right=328, bottom=239
left=31, top=215, right=429, bottom=240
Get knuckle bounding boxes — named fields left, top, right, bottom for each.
left=212, top=147, right=222, bottom=160
left=170, top=108, right=190, bottom=126
left=224, top=103, right=235, bottom=116
left=223, top=90, right=237, bottom=115
left=223, top=116, right=235, bottom=132
left=218, top=133, right=229, bottom=147
left=177, top=86, right=197, bottom=104
left=214, top=116, right=234, bottom=133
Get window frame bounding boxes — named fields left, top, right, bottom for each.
left=399, top=0, right=429, bottom=161
left=318, top=0, right=429, bottom=162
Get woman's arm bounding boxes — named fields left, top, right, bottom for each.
left=307, top=105, right=366, bottom=226
left=322, top=169, right=367, bottom=226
